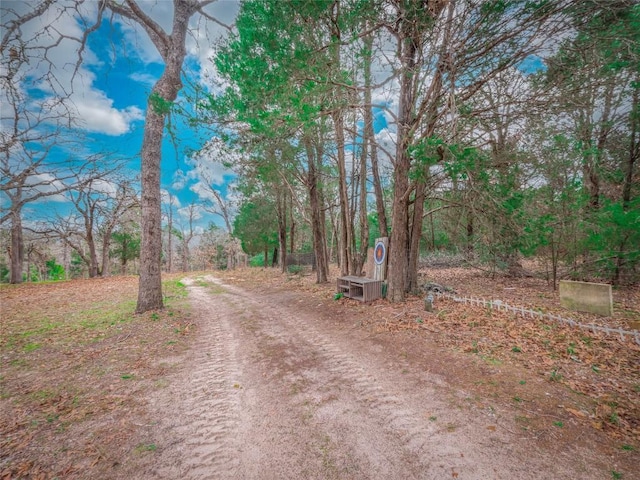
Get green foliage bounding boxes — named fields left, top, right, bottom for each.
left=367, top=213, right=381, bottom=248
left=149, top=92, right=173, bottom=115
left=582, top=199, right=640, bottom=283
left=70, top=251, right=85, bottom=278
left=24, top=266, right=39, bottom=282
left=163, top=279, right=188, bottom=301
left=198, top=0, right=640, bottom=290
left=409, top=137, right=444, bottom=180
left=45, top=259, right=65, bottom=281
left=233, top=198, right=278, bottom=256
left=0, top=261, right=8, bottom=283
left=549, top=369, right=563, bottom=382
left=110, top=231, right=141, bottom=273
left=249, top=253, right=267, bottom=268
left=287, top=264, right=304, bottom=275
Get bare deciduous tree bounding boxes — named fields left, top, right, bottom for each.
left=1, top=0, right=120, bottom=283
left=33, top=176, right=138, bottom=278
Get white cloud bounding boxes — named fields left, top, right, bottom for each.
left=129, top=72, right=157, bottom=88
left=88, top=178, right=119, bottom=196
left=171, top=169, right=188, bottom=190
left=187, top=137, right=237, bottom=187
left=186, top=1, right=240, bottom=90
left=73, top=97, right=144, bottom=135
left=161, top=189, right=181, bottom=208
left=4, top=1, right=144, bottom=137
left=24, top=173, right=69, bottom=203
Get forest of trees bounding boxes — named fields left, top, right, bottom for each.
left=209, top=0, right=639, bottom=301
left=1, top=0, right=638, bottom=310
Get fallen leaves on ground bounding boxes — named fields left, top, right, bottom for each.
left=0, top=274, right=192, bottom=479
left=219, top=265, right=640, bottom=444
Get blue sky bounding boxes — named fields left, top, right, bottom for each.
left=4, top=0, right=241, bottom=233
left=5, top=0, right=547, bottom=235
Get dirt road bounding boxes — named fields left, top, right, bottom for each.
left=137, top=275, right=623, bottom=479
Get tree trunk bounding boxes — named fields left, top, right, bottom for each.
left=614, top=79, right=639, bottom=285
left=120, top=236, right=129, bottom=275
left=226, top=237, right=235, bottom=270
left=87, top=227, right=99, bottom=278
left=387, top=25, right=418, bottom=303
left=101, top=229, right=113, bottom=278
left=363, top=32, right=387, bottom=238
left=289, top=189, right=295, bottom=254
left=333, top=110, right=353, bottom=276
left=407, top=181, right=426, bottom=292
left=306, top=138, right=329, bottom=283
left=9, top=208, right=23, bottom=284
left=166, top=203, right=173, bottom=273
left=622, top=83, right=638, bottom=209
left=466, top=212, right=474, bottom=258
left=136, top=0, right=199, bottom=313
left=276, top=186, right=287, bottom=273
left=137, top=103, right=166, bottom=311
left=182, top=241, right=189, bottom=272
left=357, top=109, right=370, bottom=276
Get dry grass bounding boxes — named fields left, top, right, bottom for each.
left=1, top=266, right=638, bottom=478
left=0, top=275, right=193, bottom=479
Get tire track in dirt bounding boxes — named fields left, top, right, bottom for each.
left=145, top=275, right=608, bottom=479
left=143, top=278, right=243, bottom=479
left=198, top=276, right=600, bottom=479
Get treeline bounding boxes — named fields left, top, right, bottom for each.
left=0, top=170, right=241, bottom=283
left=205, top=0, right=638, bottom=298
left=1, top=0, right=243, bottom=288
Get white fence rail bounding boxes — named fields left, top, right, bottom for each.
left=433, top=292, right=640, bottom=346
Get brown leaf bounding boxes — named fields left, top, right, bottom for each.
left=565, top=408, right=587, bottom=418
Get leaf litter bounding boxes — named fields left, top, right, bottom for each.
left=1, top=275, right=193, bottom=479
left=1, top=267, right=638, bottom=478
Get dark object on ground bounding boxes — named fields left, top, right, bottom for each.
left=422, top=282, right=456, bottom=294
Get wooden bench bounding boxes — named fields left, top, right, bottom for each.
left=337, top=276, right=382, bottom=303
